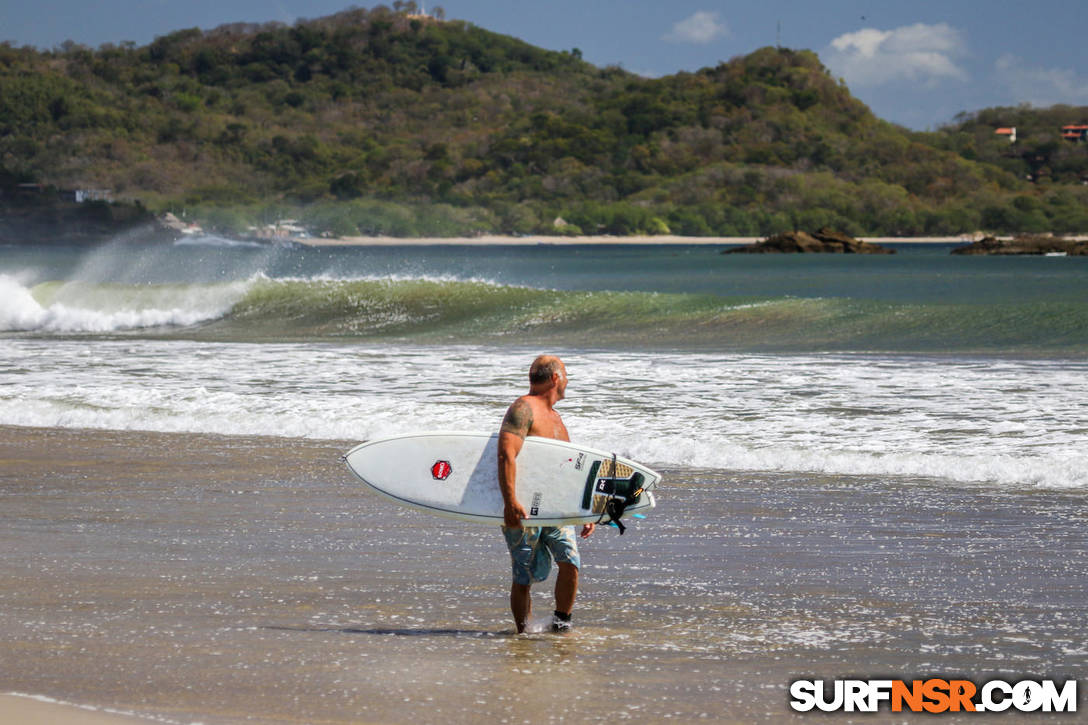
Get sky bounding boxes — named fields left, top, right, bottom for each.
left=2, top=0, right=1086, bottom=130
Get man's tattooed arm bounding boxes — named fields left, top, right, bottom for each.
left=500, top=399, right=533, bottom=439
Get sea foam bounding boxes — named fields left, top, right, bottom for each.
left=1, top=340, right=1085, bottom=490
left=0, top=274, right=248, bottom=333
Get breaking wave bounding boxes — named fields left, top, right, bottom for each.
left=0, top=274, right=248, bottom=333
left=3, top=273, right=1087, bottom=353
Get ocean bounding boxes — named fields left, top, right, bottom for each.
left=1, top=236, right=1086, bottom=723
left=2, top=237, right=1087, bottom=489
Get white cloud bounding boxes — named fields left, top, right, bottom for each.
left=825, top=22, right=968, bottom=88
left=664, top=11, right=728, bottom=45
left=994, top=54, right=1088, bottom=106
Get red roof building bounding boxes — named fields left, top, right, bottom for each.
left=1061, top=125, right=1088, bottom=141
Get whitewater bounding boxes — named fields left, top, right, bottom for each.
left=1, top=336, right=1085, bottom=489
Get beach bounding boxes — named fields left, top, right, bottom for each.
left=2, top=425, right=1085, bottom=723
left=0, top=694, right=161, bottom=724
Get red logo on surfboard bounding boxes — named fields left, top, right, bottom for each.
left=431, top=460, right=453, bottom=480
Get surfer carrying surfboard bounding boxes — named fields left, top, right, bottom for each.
left=498, top=355, right=595, bottom=634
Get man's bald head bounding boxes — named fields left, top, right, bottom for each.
left=529, top=355, right=564, bottom=385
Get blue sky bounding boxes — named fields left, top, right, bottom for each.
left=3, top=0, right=1086, bottom=129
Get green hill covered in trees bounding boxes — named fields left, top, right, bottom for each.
left=2, top=5, right=1087, bottom=238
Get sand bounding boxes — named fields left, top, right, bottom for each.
left=2, top=425, right=1085, bottom=723
left=0, top=694, right=161, bottom=724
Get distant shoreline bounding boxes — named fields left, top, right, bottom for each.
left=298, top=234, right=985, bottom=247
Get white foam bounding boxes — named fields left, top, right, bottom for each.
left=609, top=433, right=1088, bottom=490
left=0, top=341, right=1085, bottom=490
left=281, top=271, right=520, bottom=288
left=0, top=275, right=248, bottom=333
left=0, top=274, right=48, bottom=330
left=173, top=233, right=265, bottom=248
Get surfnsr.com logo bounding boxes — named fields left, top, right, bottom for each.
left=789, top=679, right=1078, bottom=713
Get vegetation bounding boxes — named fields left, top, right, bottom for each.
left=914, top=105, right=1088, bottom=234
left=0, top=169, right=156, bottom=244
left=2, top=4, right=1087, bottom=237
left=923, top=105, right=1088, bottom=186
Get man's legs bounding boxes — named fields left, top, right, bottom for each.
left=504, top=526, right=581, bottom=633
left=504, top=526, right=543, bottom=633
left=511, top=564, right=576, bottom=633
left=554, top=561, right=578, bottom=616
left=545, top=527, right=581, bottom=631
left=510, top=581, right=531, bottom=634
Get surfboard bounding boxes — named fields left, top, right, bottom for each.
left=343, top=431, right=660, bottom=527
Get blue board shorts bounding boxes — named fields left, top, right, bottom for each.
left=502, top=525, right=580, bottom=586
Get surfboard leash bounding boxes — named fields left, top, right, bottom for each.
left=596, top=452, right=644, bottom=535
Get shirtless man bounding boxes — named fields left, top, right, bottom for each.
left=497, top=355, right=594, bottom=633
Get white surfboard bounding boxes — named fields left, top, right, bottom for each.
left=343, top=431, right=660, bottom=527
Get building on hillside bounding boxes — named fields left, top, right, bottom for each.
left=251, top=219, right=310, bottom=239
left=1061, top=125, right=1088, bottom=141
left=160, top=212, right=203, bottom=235
left=404, top=1, right=444, bottom=21
left=994, top=127, right=1016, bottom=143
left=74, top=189, right=113, bottom=203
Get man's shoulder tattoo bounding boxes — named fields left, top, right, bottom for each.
left=500, top=399, right=533, bottom=438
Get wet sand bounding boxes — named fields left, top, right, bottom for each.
left=0, top=694, right=160, bottom=724
left=1, top=425, right=1085, bottom=723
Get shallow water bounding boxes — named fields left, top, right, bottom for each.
left=1, top=428, right=1084, bottom=723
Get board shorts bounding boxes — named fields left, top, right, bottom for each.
left=501, top=525, right=580, bottom=586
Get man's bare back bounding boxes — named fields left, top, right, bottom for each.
left=500, top=394, right=570, bottom=442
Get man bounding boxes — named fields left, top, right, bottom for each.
left=497, top=355, right=594, bottom=633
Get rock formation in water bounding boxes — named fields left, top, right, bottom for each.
left=724, top=228, right=895, bottom=254
left=951, top=235, right=1088, bottom=255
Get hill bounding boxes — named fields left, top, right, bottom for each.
left=2, top=5, right=1087, bottom=238
left=923, top=105, right=1088, bottom=185
left=915, top=105, right=1088, bottom=234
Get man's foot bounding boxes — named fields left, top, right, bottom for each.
left=550, top=611, right=572, bottom=633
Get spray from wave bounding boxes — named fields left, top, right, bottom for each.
left=0, top=235, right=282, bottom=333
left=0, top=274, right=251, bottom=333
